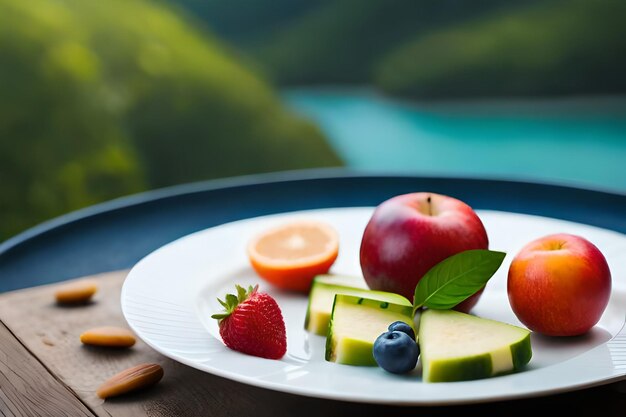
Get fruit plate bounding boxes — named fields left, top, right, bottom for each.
left=121, top=207, right=626, bottom=405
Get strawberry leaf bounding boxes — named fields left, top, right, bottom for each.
left=236, top=285, right=247, bottom=302
left=217, top=298, right=229, bottom=309
left=211, top=312, right=230, bottom=320
left=226, top=293, right=238, bottom=307
left=211, top=284, right=259, bottom=321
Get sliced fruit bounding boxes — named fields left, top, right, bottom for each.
left=304, top=274, right=411, bottom=335
left=247, top=220, right=339, bottom=292
left=325, top=294, right=414, bottom=366
left=419, top=309, right=532, bottom=382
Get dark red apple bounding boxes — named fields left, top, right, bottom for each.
left=360, top=192, right=489, bottom=312
left=508, top=233, right=611, bottom=336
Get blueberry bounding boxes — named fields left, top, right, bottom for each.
left=388, top=321, right=415, bottom=341
left=373, top=331, right=419, bottom=374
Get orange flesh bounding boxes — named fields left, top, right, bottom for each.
left=248, top=221, right=339, bottom=292
left=255, top=226, right=332, bottom=261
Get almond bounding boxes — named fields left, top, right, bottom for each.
left=97, top=363, right=164, bottom=399
left=80, top=326, right=136, bottom=348
left=55, top=280, right=97, bottom=304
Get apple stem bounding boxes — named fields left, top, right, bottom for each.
left=427, top=196, right=432, bottom=216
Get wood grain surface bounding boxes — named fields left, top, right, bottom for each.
left=0, top=321, right=93, bottom=417
left=0, top=271, right=624, bottom=417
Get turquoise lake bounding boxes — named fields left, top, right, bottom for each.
left=284, top=89, right=626, bottom=194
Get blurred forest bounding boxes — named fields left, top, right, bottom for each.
left=2, top=0, right=625, bottom=240
left=175, top=0, right=626, bottom=97
left=0, top=0, right=340, bottom=240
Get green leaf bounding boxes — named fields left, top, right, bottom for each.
left=413, top=249, right=506, bottom=313
left=226, top=294, right=238, bottom=308
left=217, top=298, right=229, bottom=309
left=236, top=285, right=247, bottom=302
left=212, top=284, right=259, bottom=322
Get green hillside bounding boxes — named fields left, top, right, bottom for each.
left=375, top=0, right=626, bottom=98
left=179, top=0, right=626, bottom=97
left=0, top=0, right=340, bottom=239
left=243, top=0, right=535, bottom=85
left=166, top=0, right=329, bottom=42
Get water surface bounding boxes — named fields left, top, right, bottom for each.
left=285, top=88, right=626, bottom=193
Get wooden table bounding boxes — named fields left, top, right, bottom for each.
left=1, top=271, right=625, bottom=417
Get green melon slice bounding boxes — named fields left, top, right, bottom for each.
left=304, top=274, right=411, bottom=336
left=419, top=309, right=532, bottom=382
left=325, top=294, right=414, bottom=366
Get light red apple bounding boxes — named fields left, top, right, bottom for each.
left=507, top=233, right=611, bottom=336
left=359, top=192, right=489, bottom=312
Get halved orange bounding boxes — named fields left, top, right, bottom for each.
left=247, top=220, right=339, bottom=292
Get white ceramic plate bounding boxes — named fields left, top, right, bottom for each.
left=121, top=208, right=626, bottom=405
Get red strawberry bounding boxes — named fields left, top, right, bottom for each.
left=211, top=285, right=287, bottom=359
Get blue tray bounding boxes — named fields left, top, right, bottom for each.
left=1, top=169, right=624, bottom=292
